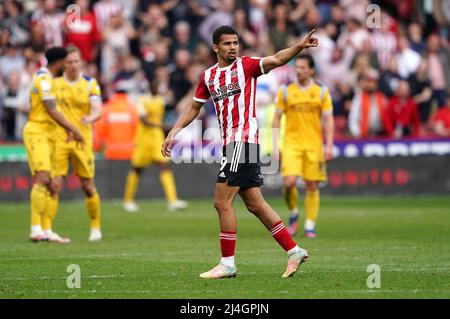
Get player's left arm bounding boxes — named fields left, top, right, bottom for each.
left=82, top=79, right=103, bottom=124
left=262, top=29, right=318, bottom=74
left=321, top=89, right=334, bottom=162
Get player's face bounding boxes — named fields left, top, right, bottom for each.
left=65, top=51, right=82, bottom=76
left=295, top=59, right=314, bottom=83
left=55, top=60, right=66, bottom=77
left=214, top=34, right=239, bottom=64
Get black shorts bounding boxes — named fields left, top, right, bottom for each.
left=217, top=141, right=264, bottom=189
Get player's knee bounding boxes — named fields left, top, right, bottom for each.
left=132, top=167, right=143, bottom=175
left=245, top=201, right=264, bottom=217
left=214, top=199, right=231, bottom=213
left=305, top=181, right=319, bottom=191
left=81, top=180, right=96, bottom=197
left=284, top=179, right=296, bottom=189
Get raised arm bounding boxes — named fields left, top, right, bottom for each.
left=161, top=100, right=203, bottom=157
left=262, top=29, right=318, bottom=74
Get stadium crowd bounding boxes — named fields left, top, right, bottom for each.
left=1, top=0, right=450, bottom=146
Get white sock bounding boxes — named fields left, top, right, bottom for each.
left=305, top=219, right=316, bottom=231
left=291, top=209, right=299, bottom=216
left=31, top=225, right=42, bottom=233
left=220, top=256, right=235, bottom=268
left=287, top=245, right=299, bottom=256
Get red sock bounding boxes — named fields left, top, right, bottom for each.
left=220, top=231, right=236, bottom=257
left=270, top=221, right=297, bottom=251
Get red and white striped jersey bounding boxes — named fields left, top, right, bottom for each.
left=94, top=0, right=123, bottom=31
left=194, top=56, right=266, bottom=146
left=31, top=11, right=65, bottom=47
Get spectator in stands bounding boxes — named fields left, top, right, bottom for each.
left=379, top=56, right=404, bottom=98
left=0, top=43, right=25, bottom=80
left=93, top=0, right=123, bottom=32
left=340, top=0, right=369, bottom=23
left=192, top=42, right=214, bottom=66
left=64, top=0, right=101, bottom=63
left=388, top=80, right=420, bottom=138
left=113, top=54, right=146, bottom=101
left=291, top=0, right=321, bottom=36
left=101, top=11, right=136, bottom=84
left=408, top=22, right=426, bottom=54
left=337, top=17, right=370, bottom=57
left=408, top=59, right=433, bottom=122
left=370, top=11, right=397, bottom=70
left=320, top=47, right=354, bottom=116
left=198, top=0, right=234, bottom=43
left=169, top=21, right=197, bottom=58
left=2, top=0, right=29, bottom=47
left=138, top=3, right=171, bottom=47
left=31, top=0, right=65, bottom=47
left=310, top=21, right=337, bottom=69
left=396, top=35, right=421, bottom=79
left=329, top=4, right=345, bottom=41
left=268, top=3, right=293, bottom=53
left=233, top=8, right=257, bottom=52
left=170, top=49, right=192, bottom=105
left=430, top=97, right=450, bottom=137
left=154, top=65, right=175, bottom=118
left=424, top=34, right=450, bottom=109
left=348, top=69, right=392, bottom=138
left=1, top=70, right=28, bottom=141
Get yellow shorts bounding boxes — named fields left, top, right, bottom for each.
left=23, top=131, right=54, bottom=176
left=281, top=148, right=327, bottom=181
left=53, top=141, right=95, bottom=179
left=131, top=142, right=169, bottom=168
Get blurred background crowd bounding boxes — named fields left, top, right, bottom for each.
left=1, top=0, right=450, bottom=147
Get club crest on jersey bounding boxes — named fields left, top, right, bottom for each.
left=231, top=69, right=238, bottom=78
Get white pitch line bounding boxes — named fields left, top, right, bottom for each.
left=0, top=274, right=128, bottom=281
left=1, top=289, right=449, bottom=296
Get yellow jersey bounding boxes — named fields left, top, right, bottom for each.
left=53, top=73, right=101, bottom=143
left=275, top=81, right=332, bottom=152
left=25, top=68, right=57, bottom=134
left=135, top=94, right=165, bottom=145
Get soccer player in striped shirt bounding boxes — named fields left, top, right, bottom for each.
left=162, top=26, right=318, bottom=279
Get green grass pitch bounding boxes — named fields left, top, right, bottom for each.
left=0, top=196, right=449, bottom=298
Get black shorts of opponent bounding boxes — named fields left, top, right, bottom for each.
left=217, top=141, right=263, bottom=189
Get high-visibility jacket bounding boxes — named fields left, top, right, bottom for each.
left=94, top=93, right=138, bottom=160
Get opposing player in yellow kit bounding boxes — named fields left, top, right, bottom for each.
left=273, top=54, right=334, bottom=238
left=25, top=47, right=84, bottom=242
left=48, top=46, right=103, bottom=242
left=123, top=80, right=187, bottom=212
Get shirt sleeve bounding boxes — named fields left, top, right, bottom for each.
left=89, top=78, right=102, bottom=103
left=37, top=75, right=55, bottom=101
left=275, top=86, right=287, bottom=111
left=321, top=87, right=333, bottom=115
left=193, top=72, right=210, bottom=103
left=242, top=56, right=266, bottom=78
left=135, top=97, right=147, bottom=117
